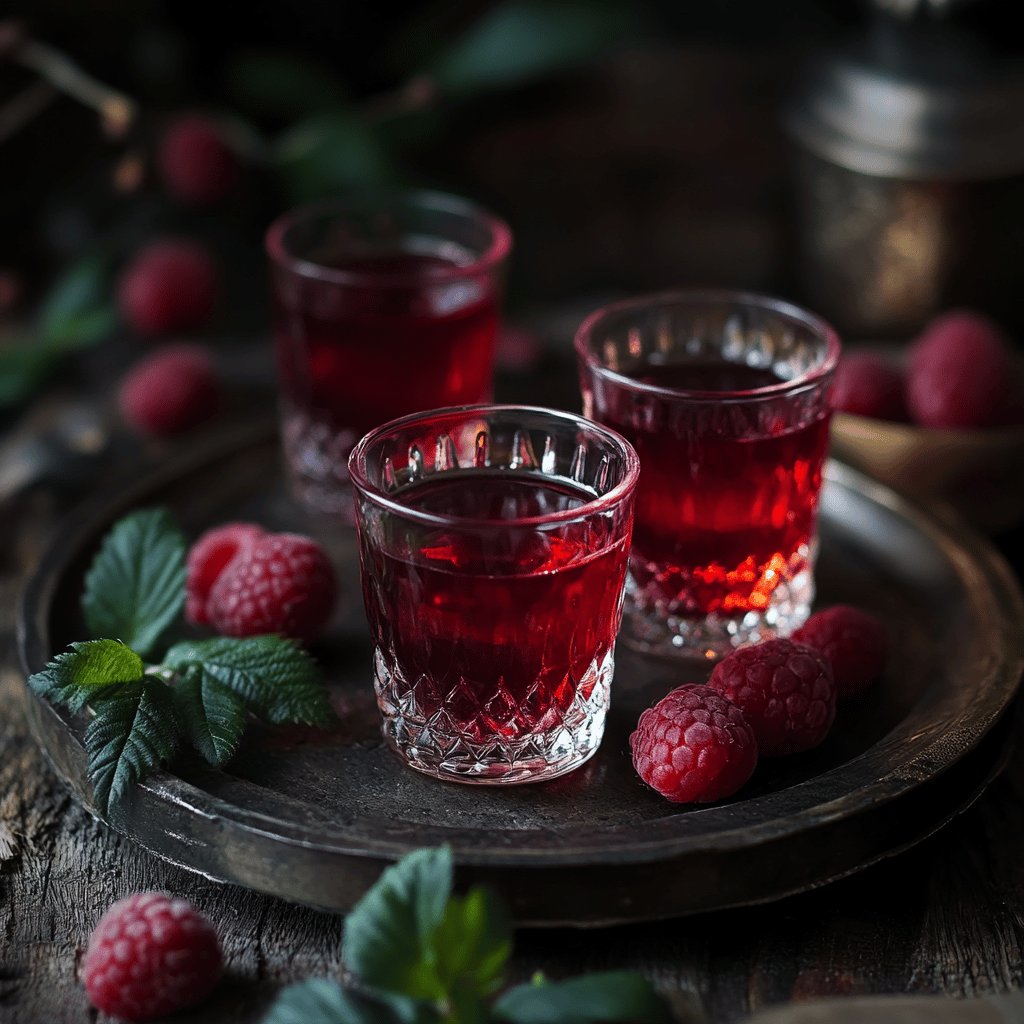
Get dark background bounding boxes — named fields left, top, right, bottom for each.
left=3, top=0, right=1024, bottom=430
left=0, top=0, right=874, bottom=314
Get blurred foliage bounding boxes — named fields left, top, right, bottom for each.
left=1, top=0, right=647, bottom=408
left=226, top=50, right=348, bottom=120
left=255, top=0, right=647, bottom=202
left=38, top=250, right=117, bottom=349
left=0, top=249, right=115, bottom=408
left=425, top=0, right=645, bottom=95
left=274, top=113, right=400, bottom=204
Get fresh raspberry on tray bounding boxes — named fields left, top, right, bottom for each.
left=708, top=639, right=836, bottom=756
left=793, top=604, right=888, bottom=700
left=630, top=683, right=758, bottom=804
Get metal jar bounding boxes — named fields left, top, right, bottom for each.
left=785, top=34, right=1024, bottom=339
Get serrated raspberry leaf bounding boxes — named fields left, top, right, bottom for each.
left=82, top=508, right=187, bottom=657
left=262, top=980, right=432, bottom=1024
left=162, top=635, right=334, bottom=727
left=28, top=640, right=144, bottom=714
left=491, top=971, right=671, bottom=1024
left=173, top=666, right=247, bottom=766
left=342, top=846, right=454, bottom=1002
left=84, top=677, right=181, bottom=820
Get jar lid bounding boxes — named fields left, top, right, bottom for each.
left=786, top=42, right=1024, bottom=180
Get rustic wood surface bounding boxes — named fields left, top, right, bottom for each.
left=2, top=449, right=1024, bottom=1024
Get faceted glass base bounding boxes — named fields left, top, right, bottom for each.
left=621, top=555, right=815, bottom=661
left=373, top=648, right=614, bottom=784
left=281, top=410, right=356, bottom=518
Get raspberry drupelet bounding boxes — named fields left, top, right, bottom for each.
left=117, top=239, right=219, bottom=336
left=630, top=683, right=758, bottom=803
left=186, top=526, right=337, bottom=642
left=708, top=639, right=836, bottom=756
left=118, top=344, right=222, bottom=436
left=832, top=351, right=907, bottom=421
left=793, top=604, right=888, bottom=700
left=82, top=892, right=222, bottom=1021
left=906, top=310, right=1014, bottom=429
left=158, top=114, right=240, bottom=205
left=185, top=522, right=265, bottom=626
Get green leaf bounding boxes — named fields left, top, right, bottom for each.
left=428, top=0, right=642, bottom=96
left=84, top=677, right=181, bottom=819
left=82, top=508, right=187, bottom=658
left=342, top=846, right=454, bottom=1001
left=29, top=640, right=145, bottom=714
left=163, top=635, right=334, bottom=727
left=38, top=249, right=117, bottom=349
left=173, top=666, right=248, bottom=766
left=0, top=339, right=57, bottom=408
left=493, top=971, right=672, bottom=1024
left=0, top=249, right=116, bottom=407
left=263, top=981, right=435, bottom=1024
left=228, top=49, right=347, bottom=118
left=444, top=981, right=491, bottom=1024
left=274, top=113, right=397, bottom=203
left=433, top=886, right=512, bottom=998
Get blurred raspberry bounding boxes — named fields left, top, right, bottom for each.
left=906, top=310, right=1014, bottom=429
left=630, top=683, right=758, bottom=803
left=118, top=239, right=218, bottom=336
left=0, top=269, right=22, bottom=315
left=793, top=604, right=887, bottom=700
left=708, top=639, right=836, bottom=756
left=496, top=325, right=542, bottom=372
left=186, top=522, right=265, bottom=626
left=118, top=344, right=221, bottom=436
left=158, top=114, right=240, bottom=205
left=832, top=351, right=907, bottom=421
left=82, top=892, right=222, bottom=1021
left=208, top=532, right=337, bottom=641
left=0, top=20, right=25, bottom=58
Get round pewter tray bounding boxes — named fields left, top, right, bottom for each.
left=18, top=421, right=1024, bottom=926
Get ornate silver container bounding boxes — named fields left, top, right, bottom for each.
left=786, top=24, right=1024, bottom=338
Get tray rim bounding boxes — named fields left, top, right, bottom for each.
left=16, top=418, right=1024, bottom=870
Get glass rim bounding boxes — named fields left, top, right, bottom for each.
left=347, top=403, right=640, bottom=529
left=264, top=188, right=513, bottom=288
left=574, top=288, right=842, bottom=402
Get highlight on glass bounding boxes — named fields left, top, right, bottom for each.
left=575, top=290, right=840, bottom=660
left=266, top=190, right=512, bottom=516
left=348, top=405, right=639, bottom=784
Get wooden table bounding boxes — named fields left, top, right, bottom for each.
left=2, top=420, right=1024, bottom=1024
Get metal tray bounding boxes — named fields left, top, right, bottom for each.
left=18, top=421, right=1024, bottom=926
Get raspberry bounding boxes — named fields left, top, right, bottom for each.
left=186, top=522, right=265, bottom=625
left=208, top=532, right=337, bottom=641
left=832, top=351, right=907, bottom=421
left=82, top=892, right=222, bottom=1021
left=630, top=684, right=758, bottom=803
left=118, top=344, right=222, bottom=436
left=118, top=239, right=218, bottom=336
left=158, top=114, right=240, bottom=205
left=496, top=324, right=542, bottom=372
left=0, top=268, right=22, bottom=314
left=708, top=639, right=836, bottom=756
left=906, top=310, right=1014, bottom=429
left=792, top=604, right=887, bottom=700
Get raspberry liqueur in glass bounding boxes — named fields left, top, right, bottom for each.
left=576, top=290, right=840, bottom=660
left=349, top=405, right=638, bottom=783
left=266, top=191, right=511, bottom=515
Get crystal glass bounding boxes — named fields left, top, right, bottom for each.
left=575, top=290, right=840, bottom=660
left=348, top=405, right=639, bottom=784
left=266, top=190, right=512, bottom=516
